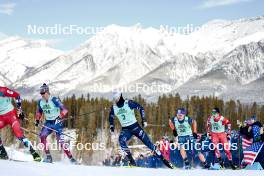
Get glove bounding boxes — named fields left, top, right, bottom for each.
left=173, top=129, right=178, bottom=137
left=193, top=132, right=198, bottom=139
left=207, top=132, right=211, bottom=140
left=227, top=133, right=231, bottom=141
left=141, top=120, right=147, bottom=128
left=17, top=109, right=25, bottom=120
left=55, top=117, right=63, bottom=126
left=35, top=120, right=40, bottom=127
left=110, top=125, right=114, bottom=133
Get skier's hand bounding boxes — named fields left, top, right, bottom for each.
left=17, top=108, right=25, bottom=120
left=172, top=129, right=178, bottom=137
left=193, top=132, right=198, bottom=139
left=55, top=117, right=63, bottom=126
left=110, top=125, right=114, bottom=133
left=227, top=133, right=231, bottom=141
left=207, top=132, right=211, bottom=140
left=110, top=125, right=115, bottom=141
left=35, top=120, right=40, bottom=127
left=141, top=120, right=147, bottom=128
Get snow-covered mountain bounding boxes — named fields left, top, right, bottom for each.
left=1, top=16, right=264, bottom=102
left=0, top=37, right=63, bottom=86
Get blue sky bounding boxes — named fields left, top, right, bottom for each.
left=0, top=0, right=263, bottom=50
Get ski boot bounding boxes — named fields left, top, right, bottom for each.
left=0, top=144, right=8, bottom=160
left=29, top=148, right=41, bottom=162
left=43, top=154, right=53, bottom=163
left=217, top=157, right=224, bottom=168
left=228, top=160, right=238, bottom=170
left=153, top=145, right=174, bottom=169
left=127, top=154, right=137, bottom=166
left=183, top=158, right=191, bottom=169
left=70, top=157, right=79, bottom=165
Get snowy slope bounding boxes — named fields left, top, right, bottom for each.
left=0, top=160, right=262, bottom=176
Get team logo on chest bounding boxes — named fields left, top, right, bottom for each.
left=117, top=108, right=127, bottom=115
left=43, top=103, right=52, bottom=114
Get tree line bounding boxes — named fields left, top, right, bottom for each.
left=1, top=93, right=263, bottom=164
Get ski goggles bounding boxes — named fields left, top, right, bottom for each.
left=211, top=111, right=218, bottom=115
left=40, top=92, right=46, bottom=95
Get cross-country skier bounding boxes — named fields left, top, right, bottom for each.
left=169, top=108, right=209, bottom=169
left=207, top=107, right=237, bottom=169
left=0, top=86, right=41, bottom=161
left=108, top=91, right=174, bottom=169
left=35, top=83, right=77, bottom=164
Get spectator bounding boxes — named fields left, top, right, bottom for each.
left=136, top=154, right=146, bottom=167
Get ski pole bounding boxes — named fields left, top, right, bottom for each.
left=24, top=117, right=76, bottom=140
left=147, top=123, right=166, bottom=127
left=40, top=124, right=76, bottom=140
left=70, top=107, right=108, bottom=118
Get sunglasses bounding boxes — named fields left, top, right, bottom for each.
left=40, top=92, right=46, bottom=95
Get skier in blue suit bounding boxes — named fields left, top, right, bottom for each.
left=108, top=91, right=174, bottom=169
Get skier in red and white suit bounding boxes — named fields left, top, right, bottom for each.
left=207, top=107, right=237, bottom=169
left=0, top=86, right=41, bottom=161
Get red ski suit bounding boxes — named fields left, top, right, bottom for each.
left=0, top=87, right=23, bottom=138
left=207, top=114, right=232, bottom=160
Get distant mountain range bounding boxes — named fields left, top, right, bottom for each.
left=0, top=16, right=264, bottom=103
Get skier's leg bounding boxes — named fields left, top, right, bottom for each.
left=0, top=137, right=8, bottom=159
left=55, top=123, right=74, bottom=160
left=118, top=129, right=134, bottom=165
left=39, top=123, right=53, bottom=157
left=178, top=136, right=191, bottom=169
left=6, top=110, right=41, bottom=161
left=119, top=129, right=133, bottom=155
left=131, top=124, right=155, bottom=151
left=195, top=139, right=210, bottom=168
left=219, top=132, right=232, bottom=160
left=0, top=118, right=8, bottom=159
left=132, top=125, right=174, bottom=169
left=219, top=132, right=237, bottom=169
left=211, top=133, right=221, bottom=158
left=211, top=132, right=224, bottom=167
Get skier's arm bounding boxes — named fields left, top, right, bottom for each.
left=206, top=116, right=211, bottom=135
left=35, top=100, right=43, bottom=120
left=189, top=118, right=198, bottom=138
left=169, top=117, right=178, bottom=137
left=0, top=87, right=22, bottom=109
left=223, top=117, right=231, bottom=135
left=169, top=118, right=175, bottom=130
left=128, top=100, right=145, bottom=121
left=109, top=106, right=115, bottom=131
left=51, top=97, right=68, bottom=118
left=192, top=119, right=197, bottom=134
